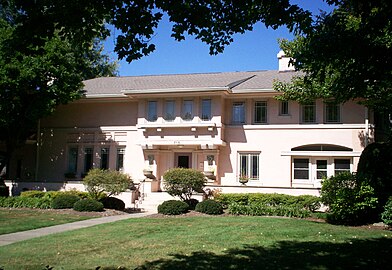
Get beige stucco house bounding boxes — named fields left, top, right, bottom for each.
left=5, top=52, right=373, bottom=207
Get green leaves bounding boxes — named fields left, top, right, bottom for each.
left=276, top=1, right=392, bottom=111
left=163, top=168, right=206, bottom=201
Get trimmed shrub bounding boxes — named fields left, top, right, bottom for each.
left=73, top=199, right=104, bottom=212
left=184, top=198, right=199, bottom=210
left=20, top=190, right=46, bottom=198
left=100, top=197, right=125, bottom=211
left=228, top=203, right=311, bottom=218
left=321, top=172, right=379, bottom=225
left=157, top=200, right=189, bottom=215
left=381, top=197, right=392, bottom=226
left=83, top=169, right=132, bottom=200
left=215, top=193, right=321, bottom=212
left=0, top=196, right=51, bottom=209
left=215, top=193, right=249, bottom=208
left=51, top=194, right=81, bottom=209
left=195, top=199, right=223, bottom=215
left=163, top=168, right=206, bottom=201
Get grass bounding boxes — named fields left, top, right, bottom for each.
left=0, top=208, right=99, bottom=235
left=0, top=216, right=391, bottom=269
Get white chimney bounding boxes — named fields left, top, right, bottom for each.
left=277, top=50, right=295, bottom=72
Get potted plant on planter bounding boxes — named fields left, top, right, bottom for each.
left=239, top=174, right=249, bottom=185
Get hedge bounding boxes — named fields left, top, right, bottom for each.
left=228, top=203, right=311, bottom=218
left=215, top=193, right=321, bottom=212
left=0, top=196, right=52, bottom=209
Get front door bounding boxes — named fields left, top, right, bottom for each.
left=175, top=153, right=192, bottom=168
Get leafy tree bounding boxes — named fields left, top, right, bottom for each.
left=0, top=2, right=117, bottom=178
left=275, top=0, right=392, bottom=111
left=163, top=168, right=206, bottom=201
left=83, top=169, right=133, bottom=200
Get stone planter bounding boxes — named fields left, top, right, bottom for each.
left=204, top=170, right=216, bottom=180
left=143, top=169, right=155, bottom=179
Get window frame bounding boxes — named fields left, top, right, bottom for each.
left=147, top=100, right=158, bottom=122
left=324, top=101, right=341, bottom=123
left=293, top=158, right=310, bottom=181
left=201, top=99, right=212, bottom=121
left=116, top=148, right=125, bottom=171
left=232, top=101, right=246, bottom=124
left=164, top=100, right=175, bottom=121
left=254, top=100, right=267, bottom=124
left=301, top=102, right=316, bottom=123
left=83, top=147, right=93, bottom=173
left=279, top=100, right=289, bottom=116
left=182, top=100, right=194, bottom=121
left=238, top=152, right=260, bottom=181
left=67, top=146, right=78, bottom=173
left=100, top=147, right=109, bottom=170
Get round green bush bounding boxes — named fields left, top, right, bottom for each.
left=195, top=199, right=223, bottom=215
left=157, top=200, right=189, bottom=215
left=381, top=197, right=392, bottom=226
left=184, top=198, right=199, bottom=210
left=100, top=197, right=125, bottom=211
left=51, top=194, right=81, bottom=209
left=73, top=199, right=104, bottom=212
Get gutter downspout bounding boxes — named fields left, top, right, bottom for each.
left=35, top=119, right=41, bottom=182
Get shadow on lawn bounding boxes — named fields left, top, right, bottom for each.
left=127, top=238, right=392, bottom=270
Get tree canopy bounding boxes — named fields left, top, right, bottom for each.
left=0, top=1, right=117, bottom=177
left=275, top=0, right=392, bottom=111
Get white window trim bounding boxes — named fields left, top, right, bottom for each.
left=237, top=152, right=261, bottom=182
left=291, top=156, right=353, bottom=186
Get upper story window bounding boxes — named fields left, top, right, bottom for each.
left=280, top=101, right=289, bottom=115
left=164, top=100, right=175, bottom=121
left=182, top=100, right=193, bottom=121
left=232, top=101, right=245, bottom=124
left=201, top=99, right=212, bottom=121
left=147, top=101, right=157, bottom=122
left=254, top=101, right=267, bottom=124
left=301, top=102, right=316, bottom=123
left=325, top=101, right=341, bottom=123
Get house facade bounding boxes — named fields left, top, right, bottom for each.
left=5, top=53, right=373, bottom=201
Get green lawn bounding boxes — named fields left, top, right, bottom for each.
left=0, top=216, right=391, bottom=270
left=0, top=208, right=99, bottom=235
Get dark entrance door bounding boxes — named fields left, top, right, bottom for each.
left=176, top=153, right=192, bottom=168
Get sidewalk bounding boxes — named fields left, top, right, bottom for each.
left=0, top=211, right=153, bottom=247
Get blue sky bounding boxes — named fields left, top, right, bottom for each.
left=104, top=1, right=333, bottom=76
